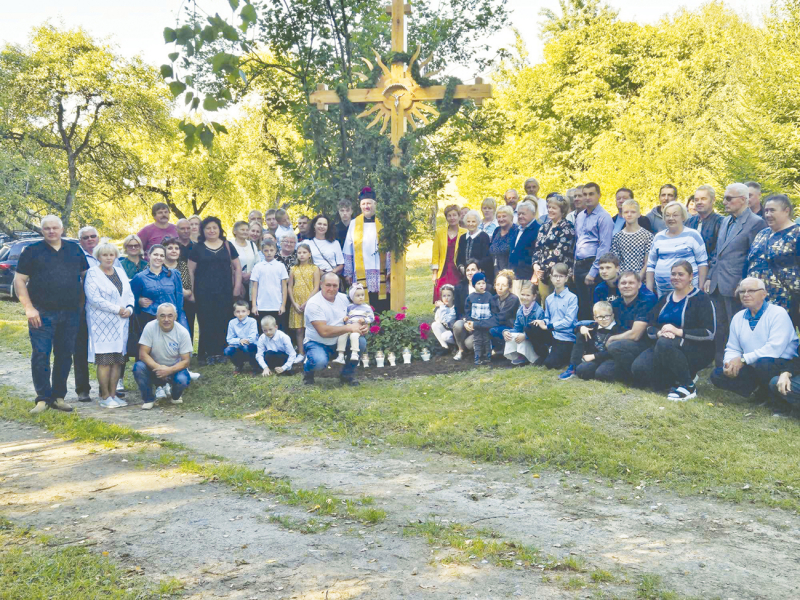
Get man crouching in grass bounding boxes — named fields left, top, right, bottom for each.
left=133, top=303, right=193, bottom=410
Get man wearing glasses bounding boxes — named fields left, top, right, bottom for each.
left=704, top=183, right=766, bottom=367
left=710, top=277, right=798, bottom=399
left=14, top=216, right=89, bottom=413
left=72, top=226, right=104, bottom=402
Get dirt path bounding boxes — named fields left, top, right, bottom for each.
left=3, top=349, right=800, bottom=599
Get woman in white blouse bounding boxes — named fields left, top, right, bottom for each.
left=231, top=220, right=261, bottom=295
left=307, top=215, right=344, bottom=274
left=85, top=242, right=134, bottom=409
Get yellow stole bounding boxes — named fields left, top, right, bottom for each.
left=354, top=215, right=387, bottom=299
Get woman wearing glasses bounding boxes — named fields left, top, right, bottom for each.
left=120, top=234, right=148, bottom=280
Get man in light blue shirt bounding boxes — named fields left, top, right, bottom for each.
left=574, top=182, right=614, bottom=320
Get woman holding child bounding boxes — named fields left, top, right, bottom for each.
left=631, top=260, right=715, bottom=400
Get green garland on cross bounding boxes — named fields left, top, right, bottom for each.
left=306, top=49, right=465, bottom=257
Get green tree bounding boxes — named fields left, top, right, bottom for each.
left=0, top=25, right=170, bottom=232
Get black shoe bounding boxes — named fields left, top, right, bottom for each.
left=77, top=392, right=92, bottom=403
left=303, top=372, right=315, bottom=385
left=339, top=377, right=360, bottom=387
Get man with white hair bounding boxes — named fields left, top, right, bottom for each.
left=504, top=189, right=520, bottom=224
left=72, top=225, right=105, bottom=402
left=133, top=303, right=193, bottom=410
left=710, top=278, right=798, bottom=397
left=508, top=200, right=540, bottom=295
left=524, top=178, right=546, bottom=220
left=705, top=183, right=766, bottom=367
left=14, top=215, right=89, bottom=413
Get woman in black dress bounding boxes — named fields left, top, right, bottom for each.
left=188, top=216, right=243, bottom=364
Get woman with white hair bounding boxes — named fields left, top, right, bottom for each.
left=85, top=242, right=134, bottom=408
left=456, top=209, right=493, bottom=282
left=646, top=201, right=708, bottom=297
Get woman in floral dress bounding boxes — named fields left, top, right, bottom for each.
left=531, top=195, right=575, bottom=302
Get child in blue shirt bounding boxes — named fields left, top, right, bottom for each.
left=464, top=272, right=496, bottom=365
left=223, top=300, right=260, bottom=374
left=503, top=281, right=545, bottom=365
left=524, top=263, right=578, bottom=369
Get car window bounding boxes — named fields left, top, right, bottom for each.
left=0, top=247, right=9, bottom=261
left=8, top=242, right=30, bottom=261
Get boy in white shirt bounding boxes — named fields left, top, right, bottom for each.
left=250, top=238, right=289, bottom=331
left=256, top=315, right=297, bottom=376
left=223, top=300, right=260, bottom=374
left=274, top=208, right=295, bottom=243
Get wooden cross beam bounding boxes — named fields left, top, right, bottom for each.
left=308, top=0, right=492, bottom=311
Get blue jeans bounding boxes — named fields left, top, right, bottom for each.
left=711, top=357, right=793, bottom=398
left=304, top=337, right=366, bottom=380
left=489, top=326, right=510, bottom=353
left=223, top=344, right=259, bottom=369
left=29, top=309, right=80, bottom=404
left=132, top=360, right=191, bottom=404
left=769, top=374, right=800, bottom=406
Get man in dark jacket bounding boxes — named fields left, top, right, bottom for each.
left=508, top=200, right=540, bottom=294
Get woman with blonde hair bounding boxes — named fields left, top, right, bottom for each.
left=85, top=242, right=134, bottom=408
left=478, top=197, right=498, bottom=236
left=187, top=215, right=202, bottom=243
left=432, top=204, right=465, bottom=302
left=119, top=234, right=148, bottom=280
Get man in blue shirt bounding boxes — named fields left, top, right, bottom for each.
left=606, top=271, right=657, bottom=382
left=14, top=215, right=89, bottom=414
left=594, top=253, right=657, bottom=305
left=685, top=185, right=723, bottom=260
left=574, top=182, right=614, bottom=320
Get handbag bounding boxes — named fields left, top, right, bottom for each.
left=311, top=239, right=347, bottom=291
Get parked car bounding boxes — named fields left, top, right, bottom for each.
left=0, top=239, right=41, bottom=299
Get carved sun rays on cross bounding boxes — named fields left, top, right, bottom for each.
left=354, top=47, right=442, bottom=134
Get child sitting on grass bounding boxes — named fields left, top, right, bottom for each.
left=256, top=315, right=297, bottom=376
left=464, top=272, right=496, bottom=366
left=525, top=263, right=578, bottom=369
left=333, top=283, right=374, bottom=364
left=559, top=300, right=621, bottom=381
left=223, top=300, right=260, bottom=374
left=431, top=284, right=457, bottom=354
left=503, top=281, right=545, bottom=365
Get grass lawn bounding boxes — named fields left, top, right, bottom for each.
left=0, top=517, right=183, bottom=599
left=0, top=299, right=29, bottom=353
left=3, top=243, right=800, bottom=513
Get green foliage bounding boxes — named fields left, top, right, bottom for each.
left=368, top=307, right=434, bottom=355
left=161, top=0, right=509, bottom=253
left=456, top=2, right=800, bottom=213
left=0, top=25, right=171, bottom=230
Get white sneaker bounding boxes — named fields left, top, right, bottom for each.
left=453, top=351, right=463, bottom=361
left=332, top=354, right=346, bottom=365
left=163, top=383, right=171, bottom=397
left=141, top=402, right=154, bottom=410
left=116, top=379, right=125, bottom=393
left=189, top=371, right=201, bottom=381
left=112, top=396, right=128, bottom=407
left=155, top=386, right=166, bottom=400
left=350, top=351, right=359, bottom=362
left=294, top=354, right=305, bottom=365
left=99, top=397, right=120, bottom=409
left=170, top=397, right=183, bottom=405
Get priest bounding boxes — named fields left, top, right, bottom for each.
left=343, top=187, right=392, bottom=313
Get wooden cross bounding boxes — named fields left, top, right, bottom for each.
left=309, top=0, right=493, bottom=310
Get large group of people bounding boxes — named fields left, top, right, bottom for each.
left=429, top=180, right=800, bottom=408
left=12, top=178, right=800, bottom=413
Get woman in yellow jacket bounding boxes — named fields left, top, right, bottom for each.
left=431, top=204, right=466, bottom=302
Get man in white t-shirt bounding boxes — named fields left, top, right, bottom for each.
left=133, top=303, right=193, bottom=410
left=303, top=272, right=369, bottom=386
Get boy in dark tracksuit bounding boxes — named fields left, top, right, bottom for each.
left=560, top=301, right=621, bottom=381
left=464, top=272, right=496, bottom=365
